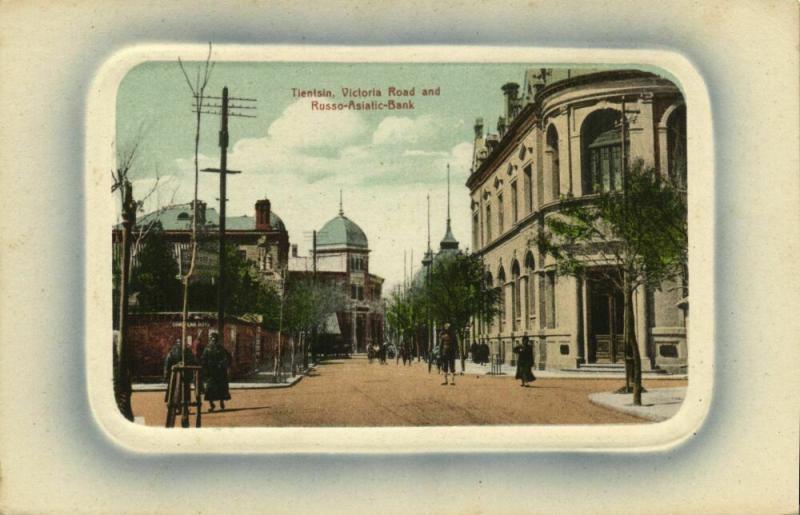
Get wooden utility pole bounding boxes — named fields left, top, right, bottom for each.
left=199, top=86, right=256, bottom=338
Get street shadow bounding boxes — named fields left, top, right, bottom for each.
left=204, top=405, right=272, bottom=415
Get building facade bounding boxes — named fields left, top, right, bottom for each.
left=114, top=197, right=290, bottom=287
left=467, top=69, right=687, bottom=373
left=288, top=202, right=385, bottom=353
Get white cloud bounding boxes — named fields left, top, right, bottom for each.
left=371, top=115, right=442, bottom=146
left=168, top=106, right=476, bottom=289
left=267, top=98, right=368, bottom=149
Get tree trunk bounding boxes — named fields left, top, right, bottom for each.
left=623, top=271, right=643, bottom=405
left=114, top=181, right=136, bottom=421
left=459, top=330, right=466, bottom=372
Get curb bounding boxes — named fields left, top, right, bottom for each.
left=587, top=387, right=686, bottom=422
left=133, top=367, right=313, bottom=392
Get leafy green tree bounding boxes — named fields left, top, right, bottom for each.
left=536, top=160, right=687, bottom=405
left=130, top=222, right=182, bottom=312
left=386, top=286, right=423, bottom=355
left=422, top=252, right=502, bottom=371
left=281, top=277, right=345, bottom=371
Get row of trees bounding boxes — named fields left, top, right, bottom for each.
left=386, top=252, right=502, bottom=371
left=387, top=161, right=686, bottom=407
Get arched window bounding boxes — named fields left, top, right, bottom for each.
left=485, top=203, right=492, bottom=242
left=524, top=251, right=535, bottom=329
left=497, top=266, right=506, bottom=333
left=177, top=212, right=190, bottom=220
left=546, top=125, right=560, bottom=200
left=581, top=109, right=628, bottom=194
left=667, top=104, right=687, bottom=189
left=483, top=271, right=494, bottom=334
left=511, top=260, right=521, bottom=331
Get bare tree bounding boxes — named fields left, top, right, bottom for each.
left=111, top=129, right=162, bottom=421
left=176, top=43, right=214, bottom=365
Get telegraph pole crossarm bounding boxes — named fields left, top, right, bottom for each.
left=196, top=86, right=257, bottom=339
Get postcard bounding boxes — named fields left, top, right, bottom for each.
left=83, top=45, right=715, bottom=455
left=2, top=3, right=798, bottom=512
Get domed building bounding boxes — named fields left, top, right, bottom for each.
left=467, top=68, right=687, bottom=374
left=288, top=197, right=385, bottom=354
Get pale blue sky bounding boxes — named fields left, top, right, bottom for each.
left=116, top=62, right=580, bottom=290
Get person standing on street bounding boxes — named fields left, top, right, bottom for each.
left=201, top=332, right=232, bottom=411
left=513, top=336, right=536, bottom=387
left=439, top=323, right=457, bottom=386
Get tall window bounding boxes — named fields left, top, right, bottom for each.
left=472, top=212, right=479, bottom=250
left=524, top=165, right=533, bottom=214
left=524, top=252, right=535, bottom=329
left=485, top=204, right=492, bottom=242
left=512, top=260, right=521, bottom=331
left=511, top=181, right=519, bottom=223
left=546, top=272, right=557, bottom=329
left=498, top=193, right=504, bottom=234
left=546, top=125, right=560, bottom=200
left=582, top=109, right=628, bottom=194
left=667, top=104, right=687, bottom=189
left=497, top=267, right=506, bottom=333
left=539, top=271, right=556, bottom=329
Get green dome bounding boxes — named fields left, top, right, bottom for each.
left=317, top=213, right=368, bottom=249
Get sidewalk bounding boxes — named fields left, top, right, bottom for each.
left=459, top=360, right=687, bottom=380
left=133, top=365, right=314, bottom=392
left=588, top=387, right=686, bottom=422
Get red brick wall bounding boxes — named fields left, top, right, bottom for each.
left=128, top=314, right=271, bottom=382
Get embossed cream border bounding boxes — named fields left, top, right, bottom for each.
left=85, top=45, right=713, bottom=454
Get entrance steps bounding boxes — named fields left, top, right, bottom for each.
left=561, top=362, right=670, bottom=376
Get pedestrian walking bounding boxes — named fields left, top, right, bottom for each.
left=513, top=336, right=536, bottom=387
left=201, top=332, right=232, bottom=411
left=439, top=323, right=457, bottom=386
left=379, top=341, right=388, bottom=364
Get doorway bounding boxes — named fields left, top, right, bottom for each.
left=586, top=271, right=624, bottom=363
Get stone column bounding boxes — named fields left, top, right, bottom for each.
left=575, top=275, right=585, bottom=365
left=581, top=275, right=590, bottom=364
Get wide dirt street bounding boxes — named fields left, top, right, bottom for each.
left=132, top=356, right=686, bottom=427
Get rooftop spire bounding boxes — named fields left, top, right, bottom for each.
left=339, top=189, right=343, bottom=215
left=422, top=193, right=434, bottom=267
left=447, top=163, right=451, bottom=224
left=440, top=163, right=460, bottom=251
left=427, top=194, right=431, bottom=251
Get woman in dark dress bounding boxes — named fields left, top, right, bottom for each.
left=514, top=336, right=536, bottom=387
left=201, top=332, right=232, bottom=411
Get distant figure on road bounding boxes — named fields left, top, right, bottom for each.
left=440, top=323, right=457, bottom=386
left=431, top=343, right=441, bottom=373
left=201, top=332, right=232, bottom=411
left=379, top=342, right=388, bottom=364
left=513, top=336, right=536, bottom=387
left=401, top=342, right=411, bottom=366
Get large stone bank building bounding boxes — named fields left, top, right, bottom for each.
left=467, top=69, right=687, bottom=373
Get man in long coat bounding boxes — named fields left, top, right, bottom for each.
left=439, top=323, right=457, bottom=386
left=513, top=336, right=536, bottom=387
left=201, top=332, right=232, bottom=411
